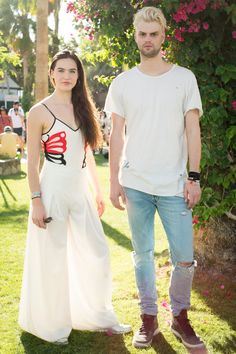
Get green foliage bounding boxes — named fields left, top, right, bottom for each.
left=69, top=0, right=236, bottom=225
left=0, top=32, right=21, bottom=78
left=166, top=0, right=236, bottom=224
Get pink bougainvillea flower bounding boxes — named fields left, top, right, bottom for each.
left=220, top=284, right=225, bottom=289
left=192, top=215, right=199, bottom=225
left=174, top=29, right=185, bottom=42
left=232, top=31, right=236, bottom=39
left=231, top=101, right=236, bottom=110
left=106, top=329, right=113, bottom=336
left=202, top=290, right=209, bottom=297
left=203, top=22, right=209, bottom=30
left=188, top=22, right=201, bottom=33
left=161, top=300, right=170, bottom=311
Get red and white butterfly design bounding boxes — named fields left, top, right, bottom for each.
left=42, top=131, right=67, bottom=165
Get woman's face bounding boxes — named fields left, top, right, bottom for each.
left=50, top=58, right=79, bottom=91
left=1, top=110, right=7, bottom=116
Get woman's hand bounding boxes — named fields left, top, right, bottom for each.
left=96, top=194, right=105, bottom=217
left=32, top=198, right=47, bottom=229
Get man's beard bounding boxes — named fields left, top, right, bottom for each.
left=140, top=46, right=161, bottom=58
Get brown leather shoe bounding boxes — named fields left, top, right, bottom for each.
left=132, top=314, right=160, bottom=348
left=171, top=309, right=204, bottom=348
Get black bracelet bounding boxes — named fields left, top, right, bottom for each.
left=188, top=171, right=200, bottom=181
left=31, top=196, right=41, bottom=200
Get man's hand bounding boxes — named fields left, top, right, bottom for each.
left=184, top=180, right=201, bottom=209
left=110, top=180, right=126, bottom=210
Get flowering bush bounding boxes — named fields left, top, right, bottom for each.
left=67, top=0, right=236, bottom=225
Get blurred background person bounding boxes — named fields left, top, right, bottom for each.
left=0, top=125, right=21, bottom=159
left=0, top=106, right=13, bottom=134
left=8, top=101, right=25, bottom=154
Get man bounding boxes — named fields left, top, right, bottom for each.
left=8, top=101, right=25, bottom=153
left=0, top=106, right=13, bottom=134
left=0, top=125, right=20, bottom=159
left=105, top=6, right=204, bottom=350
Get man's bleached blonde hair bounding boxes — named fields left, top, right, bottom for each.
left=133, top=7, right=167, bottom=31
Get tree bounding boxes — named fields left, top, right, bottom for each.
left=35, top=0, right=48, bottom=102
left=0, top=32, right=21, bottom=79
left=0, top=0, right=36, bottom=88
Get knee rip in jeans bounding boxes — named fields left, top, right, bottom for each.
left=132, top=250, right=154, bottom=267
left=175, top=260, right=197, bottom=272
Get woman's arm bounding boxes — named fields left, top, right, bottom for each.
left=86, top=146, right=105, bottom=217
left=27, top=106, right=47, bottom=228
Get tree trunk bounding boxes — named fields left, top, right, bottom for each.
left=35, top=0, right=48, bottom=102
left=54, top=0, right=61, bottom=37
left=22, top=51, right=29, bottom=88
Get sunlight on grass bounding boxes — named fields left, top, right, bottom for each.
left=0, top=159, right=235, bottom=354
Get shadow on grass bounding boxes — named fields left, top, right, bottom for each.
left=192, top=269, right=236, bottom=353
left=210, top=335, right=236, bottom=354
left=102, top=221, right=170, bottom=262
left=152, top=332, right=177, bottom=353
left=0, top=174, right=26, bottom=208
left=20, top=330, right=130, bottom=354
left=1, top=207, right=29, bottom=225
left=102, top=220, right=133, bottom=252
left=0, top=170, right=27, bottom=180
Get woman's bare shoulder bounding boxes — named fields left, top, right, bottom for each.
left=28, top=97, right=53, bottom=122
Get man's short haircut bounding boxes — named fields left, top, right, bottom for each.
left=133, top=7, right=167, bottom=31
left=13, top=101, right=19, bottom=105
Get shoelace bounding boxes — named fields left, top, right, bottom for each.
left=139, top=317, right=154, bottom=334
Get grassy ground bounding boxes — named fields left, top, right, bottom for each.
left=0, top=155, right=235, bottom=354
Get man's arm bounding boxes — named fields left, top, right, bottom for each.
left=109, top=113, right=126, bottom=210
left=19, top=109, right=25, bottom=130
left=184, top=109, right=202, bottom=208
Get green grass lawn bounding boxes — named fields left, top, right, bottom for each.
left=0, top=155, right=235, bottom=354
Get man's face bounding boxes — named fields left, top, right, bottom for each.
left=135, top=20, right=165, bottom=58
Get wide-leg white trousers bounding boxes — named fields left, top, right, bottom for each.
left=19, top=164, right=118, bottom=342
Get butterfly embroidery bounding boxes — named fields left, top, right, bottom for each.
left=42, top=131, right=67, bottom=165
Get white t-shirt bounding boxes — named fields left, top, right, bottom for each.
left=8, top=107, right=24, bottom=129
left=104, top=64, right=203, bottom=196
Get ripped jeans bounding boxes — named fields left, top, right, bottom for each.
left=123, top=187, right=195, bottom=317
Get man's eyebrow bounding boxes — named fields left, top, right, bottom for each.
left=138, top=31, right=159, bottom=35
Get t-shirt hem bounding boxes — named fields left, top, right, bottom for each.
left=120, top=179, right=184, bottom=197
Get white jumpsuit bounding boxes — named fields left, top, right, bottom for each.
left=19, top=105, right=118, bottom=342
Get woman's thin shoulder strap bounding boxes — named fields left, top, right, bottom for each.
left=41, top=103, right=57, bottom=119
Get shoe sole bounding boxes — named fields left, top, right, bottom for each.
left=171, top=328, right=204, bottom=349
left=132, top=328, right=160, bottom=348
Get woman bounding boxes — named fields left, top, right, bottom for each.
left=0, top=106, right=13, bottom=134
left=19, top=50, right=131, bottom=345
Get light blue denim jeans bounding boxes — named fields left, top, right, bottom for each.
left=123, top=187, right=195, bottom=317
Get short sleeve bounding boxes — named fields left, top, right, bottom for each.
left=184, top=72, right=203, bottom=117
left=104, top=77, right=125, bottom=118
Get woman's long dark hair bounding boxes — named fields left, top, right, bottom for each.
left=50, top=50, right=102, bottom=149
